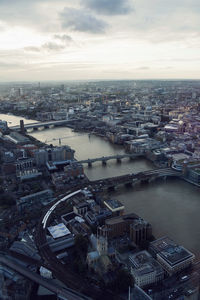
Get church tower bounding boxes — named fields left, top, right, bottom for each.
left=97, top=226, right=108, bottom=256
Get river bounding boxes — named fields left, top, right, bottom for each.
left=2, top=114, right=200, bottom=256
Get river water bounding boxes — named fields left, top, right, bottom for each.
left=2, top=114, right=200, bottom=256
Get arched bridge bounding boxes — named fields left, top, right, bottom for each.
left=78, top=153, right=143, bottom=166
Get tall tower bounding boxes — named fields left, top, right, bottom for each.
left=97, top=226, right=108, bottom=256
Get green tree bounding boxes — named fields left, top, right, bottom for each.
left=0, top=193, right=15, bottom=206
left=113, top=268, right=134, bottom=293
left=73, top=258, right=87, bottom=274
left=74, top=234, right=88, bottom=257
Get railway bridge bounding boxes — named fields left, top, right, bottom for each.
left=9, top=119, right=78, bottom=131
left=91, top=167, right=182, bottom=189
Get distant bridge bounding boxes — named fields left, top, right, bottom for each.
left=78, top=153, right=143, bottom=166
left=91, top=167, right=182, bottom=189
left=9, top=119, right=78, bottom=131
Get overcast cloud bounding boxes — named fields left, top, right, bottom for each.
left=60, top=7, right=108, bottom=34
left=82, top=0, right=133, bottom=15
left=0, top=0, right=200, bottom=80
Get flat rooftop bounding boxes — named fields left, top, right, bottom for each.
left=48, top=223, right=71, bottom=239
left=159, top=246, right=194, bottom=266
left=104, top=199, right=124, bottom=212
left=130, top=251, right=163, bottom=277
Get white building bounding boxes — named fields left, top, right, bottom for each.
left=129, top=251, right=164, bottom=288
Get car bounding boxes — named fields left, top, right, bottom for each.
left=179, top=275, right=189, bottom=282
left=148, top=289, right=152, bottom=295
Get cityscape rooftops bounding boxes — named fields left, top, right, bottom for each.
left=10, top=241, right=41, bottom=261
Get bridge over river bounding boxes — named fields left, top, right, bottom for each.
left=78, top=153, right=143, bottom=166
left=91, top=167, right=182, bottom=189
left=9, top=119, right=78, bottom=131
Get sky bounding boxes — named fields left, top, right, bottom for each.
left=0, top=0, right=200, bottom=81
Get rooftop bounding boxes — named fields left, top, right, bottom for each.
left=61, top=212, right=78, bottom=223
left=130, top=251, right=164, bottom=277
left=48, top=223, right=71, bottom=239
left=104, top=199, right=124, bottom=212
left=159, top=245, right=194, bottom=266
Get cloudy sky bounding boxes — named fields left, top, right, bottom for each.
left=0, top=0, right=200, bottom=81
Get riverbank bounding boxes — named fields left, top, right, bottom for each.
left=1, top=113, right=200, bottom=255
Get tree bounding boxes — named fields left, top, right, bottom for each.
left=73, top=234, right=89, bottom=275
left=74, top=234, right=88, bottom=258
left=113, top=268, right=134, bottom=293
left=0, top=193, right=15, bottom=206
left=73, top=257, right=87, bottom=274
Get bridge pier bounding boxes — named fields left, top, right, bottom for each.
left=33, top=127, right=38, bottom=131
left=149, top=176, right=156, bottom=183
left=129, top=156, right=135, bottom=161
left=125, top=182, right=132, bottom=188
left=140, top=178, right=149, bottom=184
left=88, top=161, right=92, bottom=167
left=108, top=186, right=115, bottom=191
left=116, top=158, right=121, bottom=163
left=102, top=160, right=107, bottom=166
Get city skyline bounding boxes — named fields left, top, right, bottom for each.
left=0, top=0, right=200, bottom=81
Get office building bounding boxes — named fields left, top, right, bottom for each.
left=149, top=237, right=195, bottom=275
left=129, top=251, right=164, bottom=287
left=130, top=219, right=152, bottom=245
